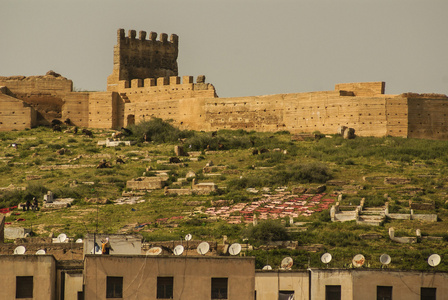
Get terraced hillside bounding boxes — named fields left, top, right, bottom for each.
left=1, top=121, right=448, bottom=271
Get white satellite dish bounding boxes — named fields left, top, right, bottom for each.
left=197, top=242, right=210, bottom=255
left=380, top=254, right=391, bottom=265
left=36, top=249, right=46, bottom=255
left=14, top=246, right=26, bottom=255
left=321, top=253, right=332, bottom=264
left=147, top=247, right=163, bottom=256
left=185, top=234, right=192, bottom=241
left=76, top=238, right=83, bottom=243
left=57, top=233, right=67, bottom=243
left=281, top=257, right=294, bottom=270
left=90, top=243, right=101, bottom=254
left=174, top=245, right=184, bottom=256
left=428, top=254, right=441, bottom=267
left=229, top=243, right=242, bottom=256
left=262, top=265, right=273, bottom=270
left=352, top=254, right=365, bottom=268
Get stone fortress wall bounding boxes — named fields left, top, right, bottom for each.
left=1, top=28, right=448, bottom=140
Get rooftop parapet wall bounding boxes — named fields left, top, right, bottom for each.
left=107, top=29, right=179, bottom=92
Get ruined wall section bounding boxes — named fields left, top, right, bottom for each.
left=0, top=92, right=36, bottom=131
left=107, top=29, right=178, bottom=92
left=0, top=72, right=72, bottom=126
left=407, top=94, right=448, bottom=139
left=62, top=92, right=90, bottom=128
left=335, top=82, right=385, bottom=96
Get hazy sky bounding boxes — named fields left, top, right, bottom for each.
left=1, top=0, right=447, bottom=98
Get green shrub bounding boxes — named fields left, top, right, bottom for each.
left=244, top=220, right=289, bottom=244
left=130, top=118, right=194, bottom=143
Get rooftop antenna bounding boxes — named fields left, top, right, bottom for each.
left=229, top=243, right=242, bottom=256
left=57, top=233, right=67, bottom=243
left=197, top=242, right=210, bottom=255
left=14, top=246, right=26, bottom=255
left=352, top=254, right=365, bottom=268
left=380, top=254, right=391, bottom=268
left=147, top=247, right=163, bottom=256
left=428, top=254, right=441, bottom=267
left=173, top=245, right=184, bottom=256
left=36, top=249, right=46, bottom=255
left=281, top=257, right=294, bottom=270
left=321, top=253, right=332, bottom=267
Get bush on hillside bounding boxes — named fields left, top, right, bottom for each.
left=129, top=118, right=194, bottom=143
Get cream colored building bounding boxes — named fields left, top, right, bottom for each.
left=83, top=255, right=255, bottom=300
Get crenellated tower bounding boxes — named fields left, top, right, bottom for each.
left=107, top=29, right=179, bottom=92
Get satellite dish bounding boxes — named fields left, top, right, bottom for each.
left=197, top=242, right=210, bottom=255
left=36, top=249, right=46, bottom=255
left=380, top=254, right=391, bottom=265
left=352, top=254, right=365, bottom=268
left=185, top=234, right=192, bottom=241
left=147, top=247, right=163, bottom=256
left=76, top=238, right=83, bottom=243
left=321, top=253, right=332, bottom=264
left=174, top=245, right=184, bottom=256
left=428, top=254, right=441, bottom=267
left=14, top=246, right=26, bottom=255
left=90, top=243, right=101, bottom=254
left=57, top=233, right=67, bottom=243
left=262, top=265, right=273, bottom=270
left=281, top=257, right=294, bottom=270
left=229, top=243, right=242, bottom=256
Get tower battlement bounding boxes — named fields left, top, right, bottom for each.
left=117, top=29, right=179, bottom=45
left=107, top=28, right=179, bottom=92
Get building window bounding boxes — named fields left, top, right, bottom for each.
left=279, top=290, right=295, bottom=300
left=157, top=277, right=173, bottom=299
left=377, top=286, right=392, bottom=300
left=325, top=285, right=341, bottom=300
left=16, top=276, right=33, bottom=298
left=211, top=278, right=228, bottom=299
left=421, top=288, right=436, bottom=300
left=106, top=276, right=123, bottom=298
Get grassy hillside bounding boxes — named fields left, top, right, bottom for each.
left=1, top=122, right=448, bottom=271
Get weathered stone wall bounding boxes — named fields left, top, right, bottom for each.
left=0, top=93, right=36, bottom=131
left=160, top=85, right=395, bottom=137
left=107, top=29, right=179, bottom=92
left=62, top=92, right=90, bottom=127
left=0, top=72, right=72, bottom=125
left=88, top=92, right=121, bottom=129
left=385, top=97, right=409, bottom=137
left=407, top=95, right=448, bottom=139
